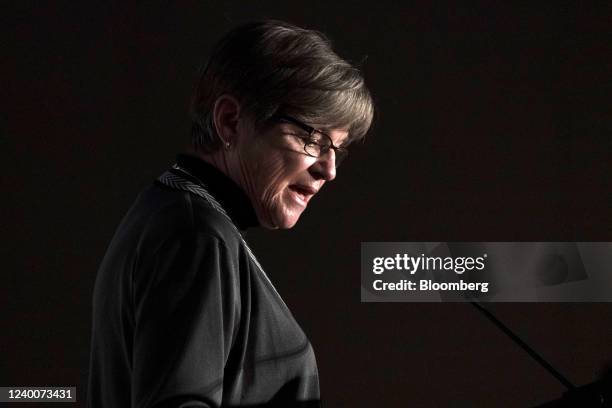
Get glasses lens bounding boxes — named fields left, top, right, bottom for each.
left=305, top=144, right=348, bottom=168
left=304, top=143, right=321, bottom=157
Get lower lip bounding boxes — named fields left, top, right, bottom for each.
left=289, top=188, right=309, bottom=206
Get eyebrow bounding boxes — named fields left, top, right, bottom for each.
left=315, top=127, right=351, bottom=148
left=274, top=114, right=350, bottom=146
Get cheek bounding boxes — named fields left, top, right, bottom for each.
left=241, top=136, right=319, bottom=228
left=259, top=162, right=287, bottom=201
left=254, top=153, right=309, bottom=199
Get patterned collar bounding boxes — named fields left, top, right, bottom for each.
left=173, top=154, right=259, bottom=230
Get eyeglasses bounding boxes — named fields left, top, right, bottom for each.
left=271, top=114, right=348, bottom=168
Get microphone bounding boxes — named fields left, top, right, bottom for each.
left=469, top=300, right=611, bottom=407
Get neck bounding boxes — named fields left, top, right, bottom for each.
left=189, top=146, right=239, bottom=189
left=187, top=146, right=277, bottom=229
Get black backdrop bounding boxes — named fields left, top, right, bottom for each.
left=3, top=2, right=612, bottom=407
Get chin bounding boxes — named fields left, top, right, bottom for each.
left=257, top=198, right=304, bottom=230
left=261, top=214, right=298, bottom=230
left=261, top=208, right=302, bottom=230
left=277, top=217, right=299, bottom=229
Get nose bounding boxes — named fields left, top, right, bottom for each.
left=309, top=149, right=336, bottom=182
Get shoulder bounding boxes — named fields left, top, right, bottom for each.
left=136, top=182, right=245, bottom=255
left=132, top=184, right=247, bottom=297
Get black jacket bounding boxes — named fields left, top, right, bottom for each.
left=87, top=154, right=320, bottom=408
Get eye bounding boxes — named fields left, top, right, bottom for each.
left=308, top=133, right=325, bottom=144
left=305, top=137, right=321, bottom=146
left=287, top=131, right=318, bottom=145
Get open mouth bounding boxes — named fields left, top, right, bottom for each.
left=288, top=185, right=315, bottom=204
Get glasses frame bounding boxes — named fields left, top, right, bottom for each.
left=271, top=114, right=348, bottom=167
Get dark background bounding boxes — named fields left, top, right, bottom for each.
left=3, top=1, right=611, bottom=407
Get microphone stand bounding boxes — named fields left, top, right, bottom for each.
left=469, top=301, right=611, bottom=407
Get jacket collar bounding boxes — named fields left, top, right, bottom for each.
left=175, top=153, right=259, bottom=230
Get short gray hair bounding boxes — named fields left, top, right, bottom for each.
left=190, top=20, right=374, bottom=153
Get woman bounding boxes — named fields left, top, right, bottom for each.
left=88, top=20, right=373, bottom=407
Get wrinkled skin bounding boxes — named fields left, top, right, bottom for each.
left=201, top=96, right=348, bottom=229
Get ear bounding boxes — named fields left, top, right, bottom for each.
left=212, top=95, right=241, bottom=146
